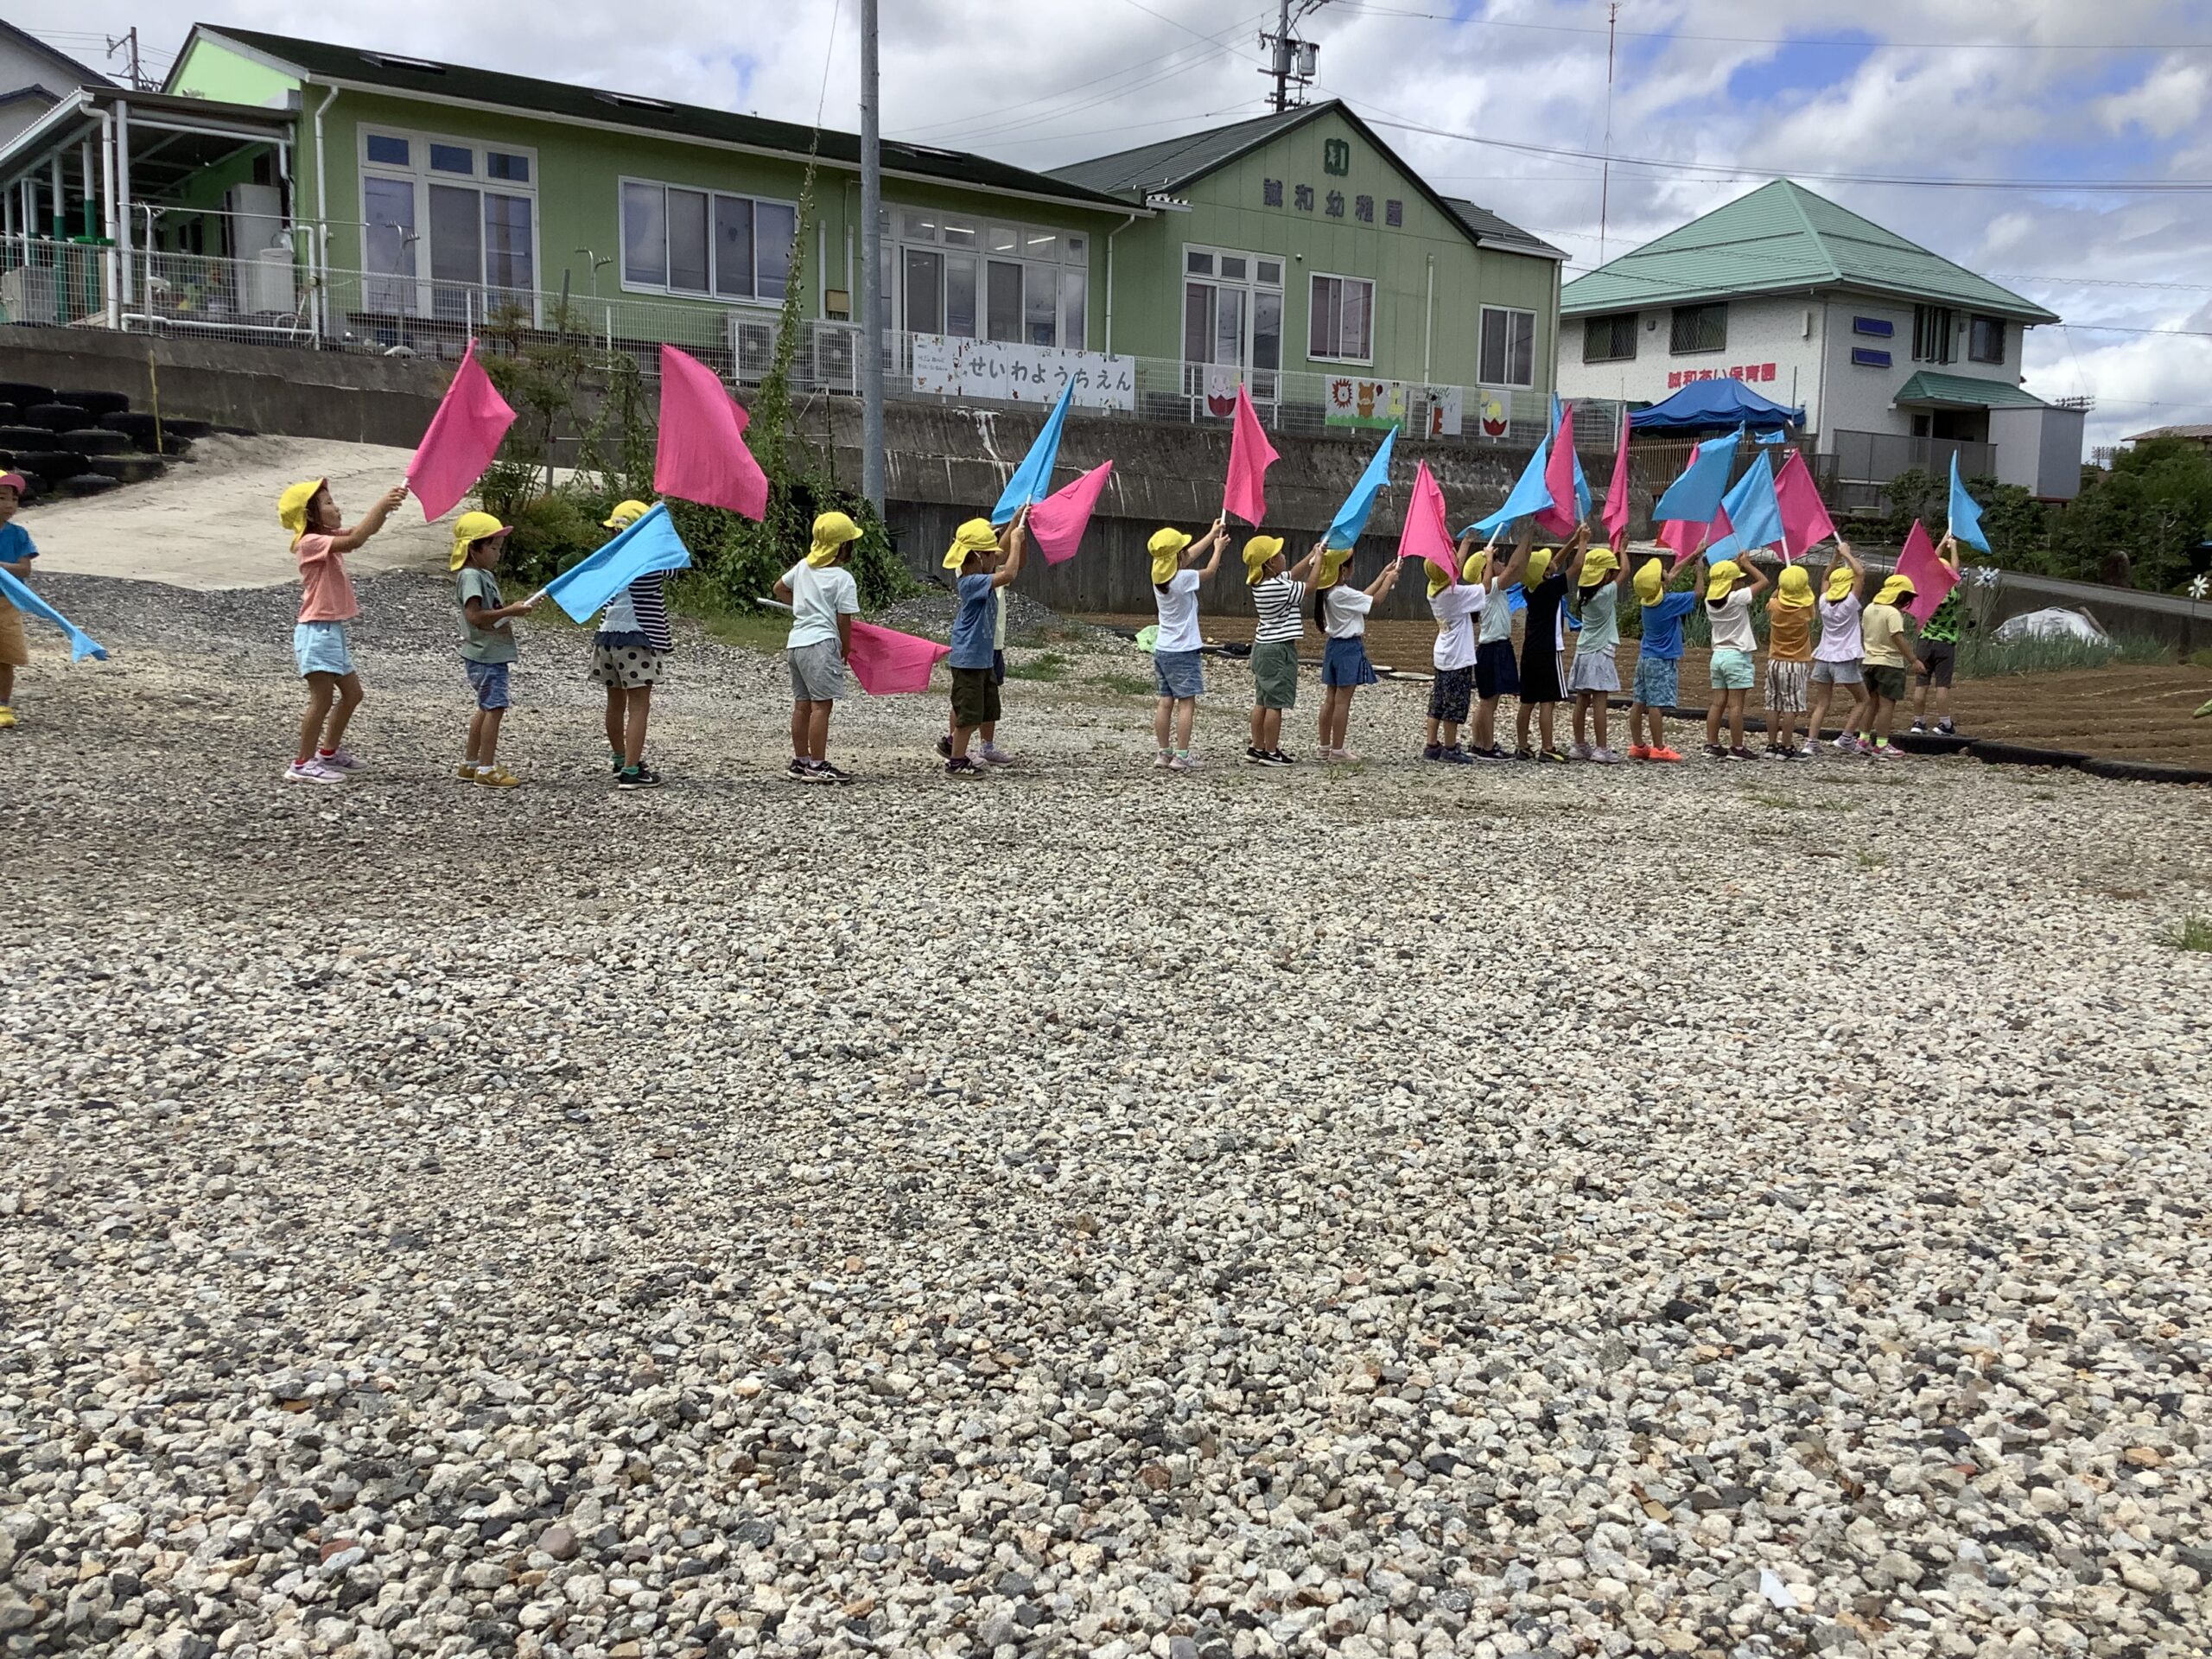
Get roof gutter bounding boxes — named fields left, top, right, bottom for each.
left=0, top=87, right=90, bottom=188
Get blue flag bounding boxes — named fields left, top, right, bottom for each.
left=1469, top=436, right=1557, bottom=536
left=1949, top=454, right=1990, bottom=553
left=543, top=503, right=692, bottom=623
left=1653, top=425, right=1743, bottom=523
left=991, top=381, right=1074, bottom=526
left=1326, top=426, right=1397, bottom=549
left=1719, top=451, right=1786, bottom=552
left=0, top=567, right=106, bottom=660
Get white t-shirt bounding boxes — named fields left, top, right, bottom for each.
left=1707, top=588, right=1756, bottom=652
left=1324, top=585, right=1374, bottom=639
left=1478, top=582, right=1516, bottom=645
left=1153, top=569, right=1203, bottom=653
left=1815, top=594, right=1863, bottom=662
left=783, top=561, right=859, bottom=650
left=1429, top=583, right=1485, bottom=671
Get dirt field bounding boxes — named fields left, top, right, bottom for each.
left=1077, top=613, right=2212, bottom=769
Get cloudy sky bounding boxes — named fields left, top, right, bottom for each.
left=16, top=0, right=2212, bottom=452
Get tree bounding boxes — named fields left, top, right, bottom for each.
left=2049, top=436, right=2212, bottom=591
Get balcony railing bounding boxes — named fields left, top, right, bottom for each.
left=1829, top=429, right=1995, bottom=512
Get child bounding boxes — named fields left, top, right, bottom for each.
left=1859, top=572, right=1924, bottom=760
left=1471, top=524, right=1533, bottom=760
left=775, top=508, right=863, bottom=785
left=944, top=508, right=1030, bottom=778
left=1762, top=563, right=1817, bottom=760
left=1910, top=532, right=1965, bottom=735
left=1806, top=537, right=1866, bottom=754
left=1422, top=531, right=1485, bottom=764
left=1700, top=554, right=1770, bottom=761
left=1515, top=526, right=1587, bottom=762
left=1243, top=533, right=1325, bottom=766
left=0, top=473, right=36, bottom=728
left=1566, top=538, right=1634, bottom=763
left=1148, top=518, right=1227, bottom=772
left=937, top=569, right=1020, bottom=765
left=1624, top=557, right=1697, bottom=762
left=277, top=475, right=408, bottom=785
left=594, top=499, right=673, bottom=791
left=1314, top=543, right=1402, bottom=762
left=453, top=512, right=535, bottom=788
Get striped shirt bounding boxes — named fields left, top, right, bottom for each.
left=601, top=571, right=674, bottom=653
left=1251, top=575, right=1306, bottom=643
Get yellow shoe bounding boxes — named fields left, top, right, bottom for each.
left=0, top=704, right=16, bottom=728
left=457, top=762, right=480, bottom=780
left=475, top=765, right=521, bottom=789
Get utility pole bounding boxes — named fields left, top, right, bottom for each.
left=106, top=29, right=153, bottom=92
left=1259, top=0, right=1328, bottom=114
left=1267, top=0, right=1292, bottom=113
left=1599, top=2, right=1619, bottom=264
left=859, top=0, right=886, bottom=512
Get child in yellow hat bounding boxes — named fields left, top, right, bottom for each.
left=1859, top=571, right=1925, bottom=760
left=1243, top=532, right=1326, bottom=766
left=1421, top=530, right=1488, bottom=764
left=1148, top=517, right=1227, bottom=772
left=1624, top=556, right=1699, bottom=762
left=1806, top=536, right=1867, bottom=754
left=1470, top=521, right=1534, bottom=760
left=594, top=499, right=673, bottom=790
left=0, top=472, right=38, bottom=728
left=776, top=508, right=864, bottom=784
left=1761, top=562, right=1819, bottom=760
left=1315, top=542, right=1403, bottom=763
left=944, top=509, right=1030, bottom=778
left=1515, top=525, right=1590, bottom=763
left=1566, top=537, right=1635, bottom=762
left=1700, top=552, right=1770, bottom=761
left=276, top=475, right=409, bottom=786
left=452, top=512, right=536, bottom=787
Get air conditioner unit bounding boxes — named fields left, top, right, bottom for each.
left=0, top=265, right=58, bottom=326
left=729, top=315, right=778, bottom=383
left=811, top=326, right=856, bottom=390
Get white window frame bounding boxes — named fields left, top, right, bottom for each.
left=1181, top=243, right=1285, bottom=385
left=1306, top=270, right=1375, bottom=365
left=358, top=126, right=540, bottom=324
left=618, top=176, right=798, bottom=307
left=1478, top=304, right=1537, bottom=389
left=887, top=207, right=1089, bottom=348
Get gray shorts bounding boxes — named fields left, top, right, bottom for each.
left=1810, top=658, right=1863, bottom=686
left=789, top=639, right=845, bottom=702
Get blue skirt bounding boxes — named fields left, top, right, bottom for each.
left=1322, top=635, right=1377, bottom=688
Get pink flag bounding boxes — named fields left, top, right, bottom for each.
left=654, top=346, right=769, bottom=520
left=846, top=621, right=950, bottom=696
left=1223, top=385, right=1278, bottom=524
left=407, top=340, right=516, bottom=519
left=1534, top=401, right=1580, bottom=538
left=1394, top=461, right=1459, bottom=584
left=1773, top=450, right=1837, bottom=563
left=1028, top=461, right=1114, bottom=565
left=1602, top=406, right=1631, bottom=545
left=1662, top=513, right=1717, bottom=573
left=1894, top=521, right=1958, bottom=624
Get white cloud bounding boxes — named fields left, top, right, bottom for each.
left=2093, top=60, right=2209, bottom=140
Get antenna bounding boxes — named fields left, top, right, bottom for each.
left=1599, top=1, right=1619, bottom=263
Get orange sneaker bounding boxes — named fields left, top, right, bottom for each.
left=1628, top=744, right=1653, bottom=761
left=1650, top=746, right=1685, bottom=762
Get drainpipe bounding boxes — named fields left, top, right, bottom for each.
left=99, top=107, right=118, bottom=326
left=1103, top=209, right=1138, bottom=355
left=115, top=97, right=131, bottom=308
left=1421, top=252, right=1434, bottom=382
left=311, top=81, right=338, bottom=344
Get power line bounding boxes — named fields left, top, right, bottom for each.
left=918, top=26, right=1262, bottom=146
left=1325, top=2, right=2210, bottom=51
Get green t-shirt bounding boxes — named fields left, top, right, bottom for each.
left=1921, top=588, right=1962, bottom=644
left=456, top=567, right=517, bottom=664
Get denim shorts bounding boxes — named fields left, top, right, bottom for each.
left=1152, top=647, right=1205, bottom=700
left=292, top=620, right=354, bottom=678
left=1631, top=653, right=1679, bottom=709
left=1321, top=635, right=1377, bottom=688
left=1710, top=647, right=1756, bottom=691
left=467, top=659, right=512, bottom=710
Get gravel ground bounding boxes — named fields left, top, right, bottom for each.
left=4, top=573, right=2212, bottom=1659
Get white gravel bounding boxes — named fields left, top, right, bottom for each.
left=3, top=573, right=2211, bottom=1659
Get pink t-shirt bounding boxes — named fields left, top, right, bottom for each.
left=295, top=533, right=358, bottom=623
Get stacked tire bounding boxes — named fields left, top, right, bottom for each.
left=0, top=385, right=183, bottom=500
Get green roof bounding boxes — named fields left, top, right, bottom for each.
left=1561, top=180, right=2057, bottom=323
left=1893, top=371, right=2050, bottom=410
left=181, top=25, right=1137, bottom=213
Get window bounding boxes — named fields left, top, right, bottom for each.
left=360, top=128, right=537, bottom=320
left=890, top=209, right=1085, bottom=346
left=1582, top=313, right=1637, bottom=364
left=1853, top=315, right=1894, bottom=338
left=1308, top=273, right=1374, bottom=362
left=1850, top=346, right=1892, bottom=369
left=1479, top=306, right=1535, bottom=386
left=620, top=180, right=796, bottom=301
left=1181, top=245, right=1284, bottom=376
left=1669, top=302, right=1726, bottom=355
left=1969, top=315, right=2006, bottom=364
left=1912, top=304, right=1955, bottom=364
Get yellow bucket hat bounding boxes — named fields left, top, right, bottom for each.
left=943, top=517, right=1001, bottom=571
left=1148, top=525, right=1193, bottom=585
left=1825, top=565, right=1855, bottom=603
left=277, top=477, right=327, bottom=538
left=1241, top=534, right=1285, bottom=585
left=449, top=510, right=509, bottom=572
left=1632, top=558, right=1664, bottom=606
left=602, top=499, right=651, bottom=531
left=1580, top=545, right=1619, bottom=586
left=1875, top=573, right=1916, bottom=607
left=1705, top=559, right=1743, bottom=602
left=1774, top=564, right=1815, bottom=608
left=1460, top=548, right=1487, bottom=583
left=1426, top=558, right=1457, bottom=600
left=1524, top=548, right=1553, bottom=588
left=809, top=510, right=861, bottom=568
left=1315, top=546, right=1357, bottom=590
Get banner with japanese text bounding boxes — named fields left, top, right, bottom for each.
left=910, top=335, right=1137, bottom=411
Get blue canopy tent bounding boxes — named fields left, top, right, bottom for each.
left=1629, top=378, right=1804, bottom=434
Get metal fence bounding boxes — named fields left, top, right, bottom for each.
left=1829, top=429, right=1995, bottom=512
left=0, top=234, right=1606, bottom=448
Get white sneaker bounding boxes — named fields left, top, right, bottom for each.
left=284, top=760, right=345, bottom=786
left=318, top=747, right=366, bottom=774
left=1590, top=747, right=1623, bottom=764
left=1154, top=751, right=1174, bottom=771
left=1568, top=741, right=1593, bottom=761
left=1167, top=753, right=1192, bottom=772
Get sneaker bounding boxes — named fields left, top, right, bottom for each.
left=1440, top=746, right=1474, bottom=765
left=1649, top=747, right=1685, bottom=763
left=1936, top=717, right=1956, bottom=735
left=946, top=756, right=984, bottom=778
left=1704, top=743, right=1729, bottom=760
left=1878, top=743, right=1908, bottom=760
left=1271, top=750, right=1298, bottom=766
left=1166, top=753, right=1192, bottom=772
left=1473, top=745, right=1511, bottom=762
left=787, top=758, right=816, bottom=782
left=978, top=746, right=1018, bottom=766
left=0, top=704, right=15, bottom=729
left=476, top=765, right=522, bottom=788
left=1334, top=747, right=1363, bottom=763
left=1910, top=718, right=1929, bottom=734
left=1514, top=747, right=1538, bottom=762
left=284, top=759, right=345, bottom=786
left=1590, top=747, right=1624, bottom=765
left=1567, top=741, right=1593, bottom=761
left=1790, top=745, right=1818, bottom=761
left=1154, top=751, right=1175, bottom=771
left=935, top=733, right=953, bottom=760
left=1421, top=742, right=1444, bottom=763
left=1628, top=744, right=1653, bottom=761
left=1245, top=746, right=1274, bottom=766
left=1729, top=746, right=1759, bottom=762
left=456, top=763, right=480, bottom=781
left=318, top=747, right=365, bottom=774
left=814, top=761, right=855, bottom=784
left=1762, top=745, right=1788, bottom=761
left=611, top=749, right=626, bottom=775
left=616, top=765, right=663, bottom=791
left=1540, top=747, right=1570, bottom=764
